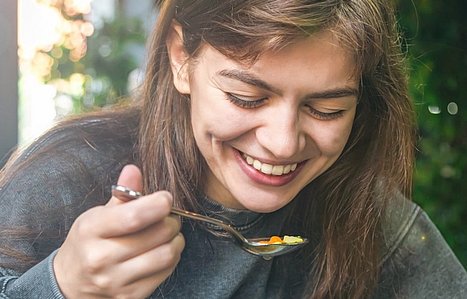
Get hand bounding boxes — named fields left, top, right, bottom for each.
left=53, top=165, right=185, bottom=299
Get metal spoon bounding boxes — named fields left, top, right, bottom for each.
left=111, top=185, right=308, bottom=260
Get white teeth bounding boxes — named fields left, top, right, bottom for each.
left=243, top=153, right=298, bottom=176
left=272, top=165, right=284, bottom=175
left=261, top=163, right=273, bottom=174
left=253, top=160, right=262, bottom=171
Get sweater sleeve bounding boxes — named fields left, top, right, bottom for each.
left=0, top=152, right=89, bottom=299
left=0, top=118, right=135, bottom=298
left=1, top=251, right=64, bottom=298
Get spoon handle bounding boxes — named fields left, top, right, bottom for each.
left=111, top=185, right=248, bottom=243
left=171, top=207, right=226, bottom=227
left=170, top=207, right=248, bottom=243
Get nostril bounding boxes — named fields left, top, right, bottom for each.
left=256, top=121, right=304, bottom=160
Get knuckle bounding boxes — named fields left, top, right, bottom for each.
left=91, top=274, right=113, bottom=291
left=82, top=251, right=108, bottom=275
left=74, top=207, right=102, bottom=235
left=73, top=216, right=91, bottom=236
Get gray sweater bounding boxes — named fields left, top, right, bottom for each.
left=1, top=116, right=466, bottom=298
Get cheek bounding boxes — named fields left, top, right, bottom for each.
left=190, top=93, right=253, bottom=142
left=309, top=115, right=355, bottom=156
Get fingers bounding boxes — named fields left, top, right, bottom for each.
left=81, top=233, right=184, bottom=299
left=85, top=190, right=174, bottom=238
left=54, top=164, right=184, bottom=299
left=113, top=233, right=185, bottom=287
left=108, top=164, right=144, bottom=205
left=56, top=230, right=185, bottom=299
left=118, top=164, right=143, bottom=191
left=92, top=215, right=182, bottom=266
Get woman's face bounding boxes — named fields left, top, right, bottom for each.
left=172, top=30, right=358, bottom=212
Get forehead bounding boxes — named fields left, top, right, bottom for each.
left=193, top=30, right=358, bottom=91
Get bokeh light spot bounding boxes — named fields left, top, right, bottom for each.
left=447, top=102, right=458, bottom=115
left=428, top=105, right=441, bottom=114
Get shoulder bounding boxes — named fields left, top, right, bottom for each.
left=379, top=191, right=420, bottom=263
left=0, top=107, right=141, bottom=268
left=374, top=192, right=467, bottom=298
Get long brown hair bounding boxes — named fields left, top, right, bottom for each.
left=0, top=0, right=414, bottom=297
left=140, top=0, right=415, bottom=298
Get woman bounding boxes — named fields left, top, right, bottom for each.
left=1, top=0, right=466, bottom=298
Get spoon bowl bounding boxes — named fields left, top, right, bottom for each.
left=240, top=238, right=308, bottom=259
left=111, top=185, right=308, bottom=259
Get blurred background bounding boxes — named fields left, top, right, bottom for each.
left=0, top=0, right=466, bottom=266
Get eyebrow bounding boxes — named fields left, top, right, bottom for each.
left=216, top=69, right=359, bottom=99
left=217, top=69, right=279, bottom=94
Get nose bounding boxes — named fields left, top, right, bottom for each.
left=256, top=105, right=305, bottom=159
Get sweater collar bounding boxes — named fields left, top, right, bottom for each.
left=195, top=194, right=294, bottom=236
left=198, top=195, right=264, bottom=231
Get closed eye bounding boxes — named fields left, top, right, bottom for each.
left=225, top=93, right=268, bottom=109
left=306, top=106, right=345, bottom=120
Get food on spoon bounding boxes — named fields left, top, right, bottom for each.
left=258, top=235, right=304, bottom=245
left=283, top=235, right=304, bottom=244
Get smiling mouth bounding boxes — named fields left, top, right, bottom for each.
left=241, top=153, right=298, bottom=176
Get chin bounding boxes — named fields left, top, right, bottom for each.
left=237, top=196, right=292, bottom=213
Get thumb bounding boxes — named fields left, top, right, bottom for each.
left=107, top=164, right=143, bottom=205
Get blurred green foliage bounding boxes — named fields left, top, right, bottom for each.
left=396, top=0, right=467, bottom=266
left=79, top=15, right=146, bottom=109
left=44, top=5, right=145, bottom=113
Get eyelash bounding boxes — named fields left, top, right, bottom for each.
left=226, top=93, right=345, bottom=120
left=226, top=93, right=267, bottom=108
left=306, top=106, right=345, bottom=120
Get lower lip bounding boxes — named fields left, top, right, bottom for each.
left=234, top=150, right=304, bottom=186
